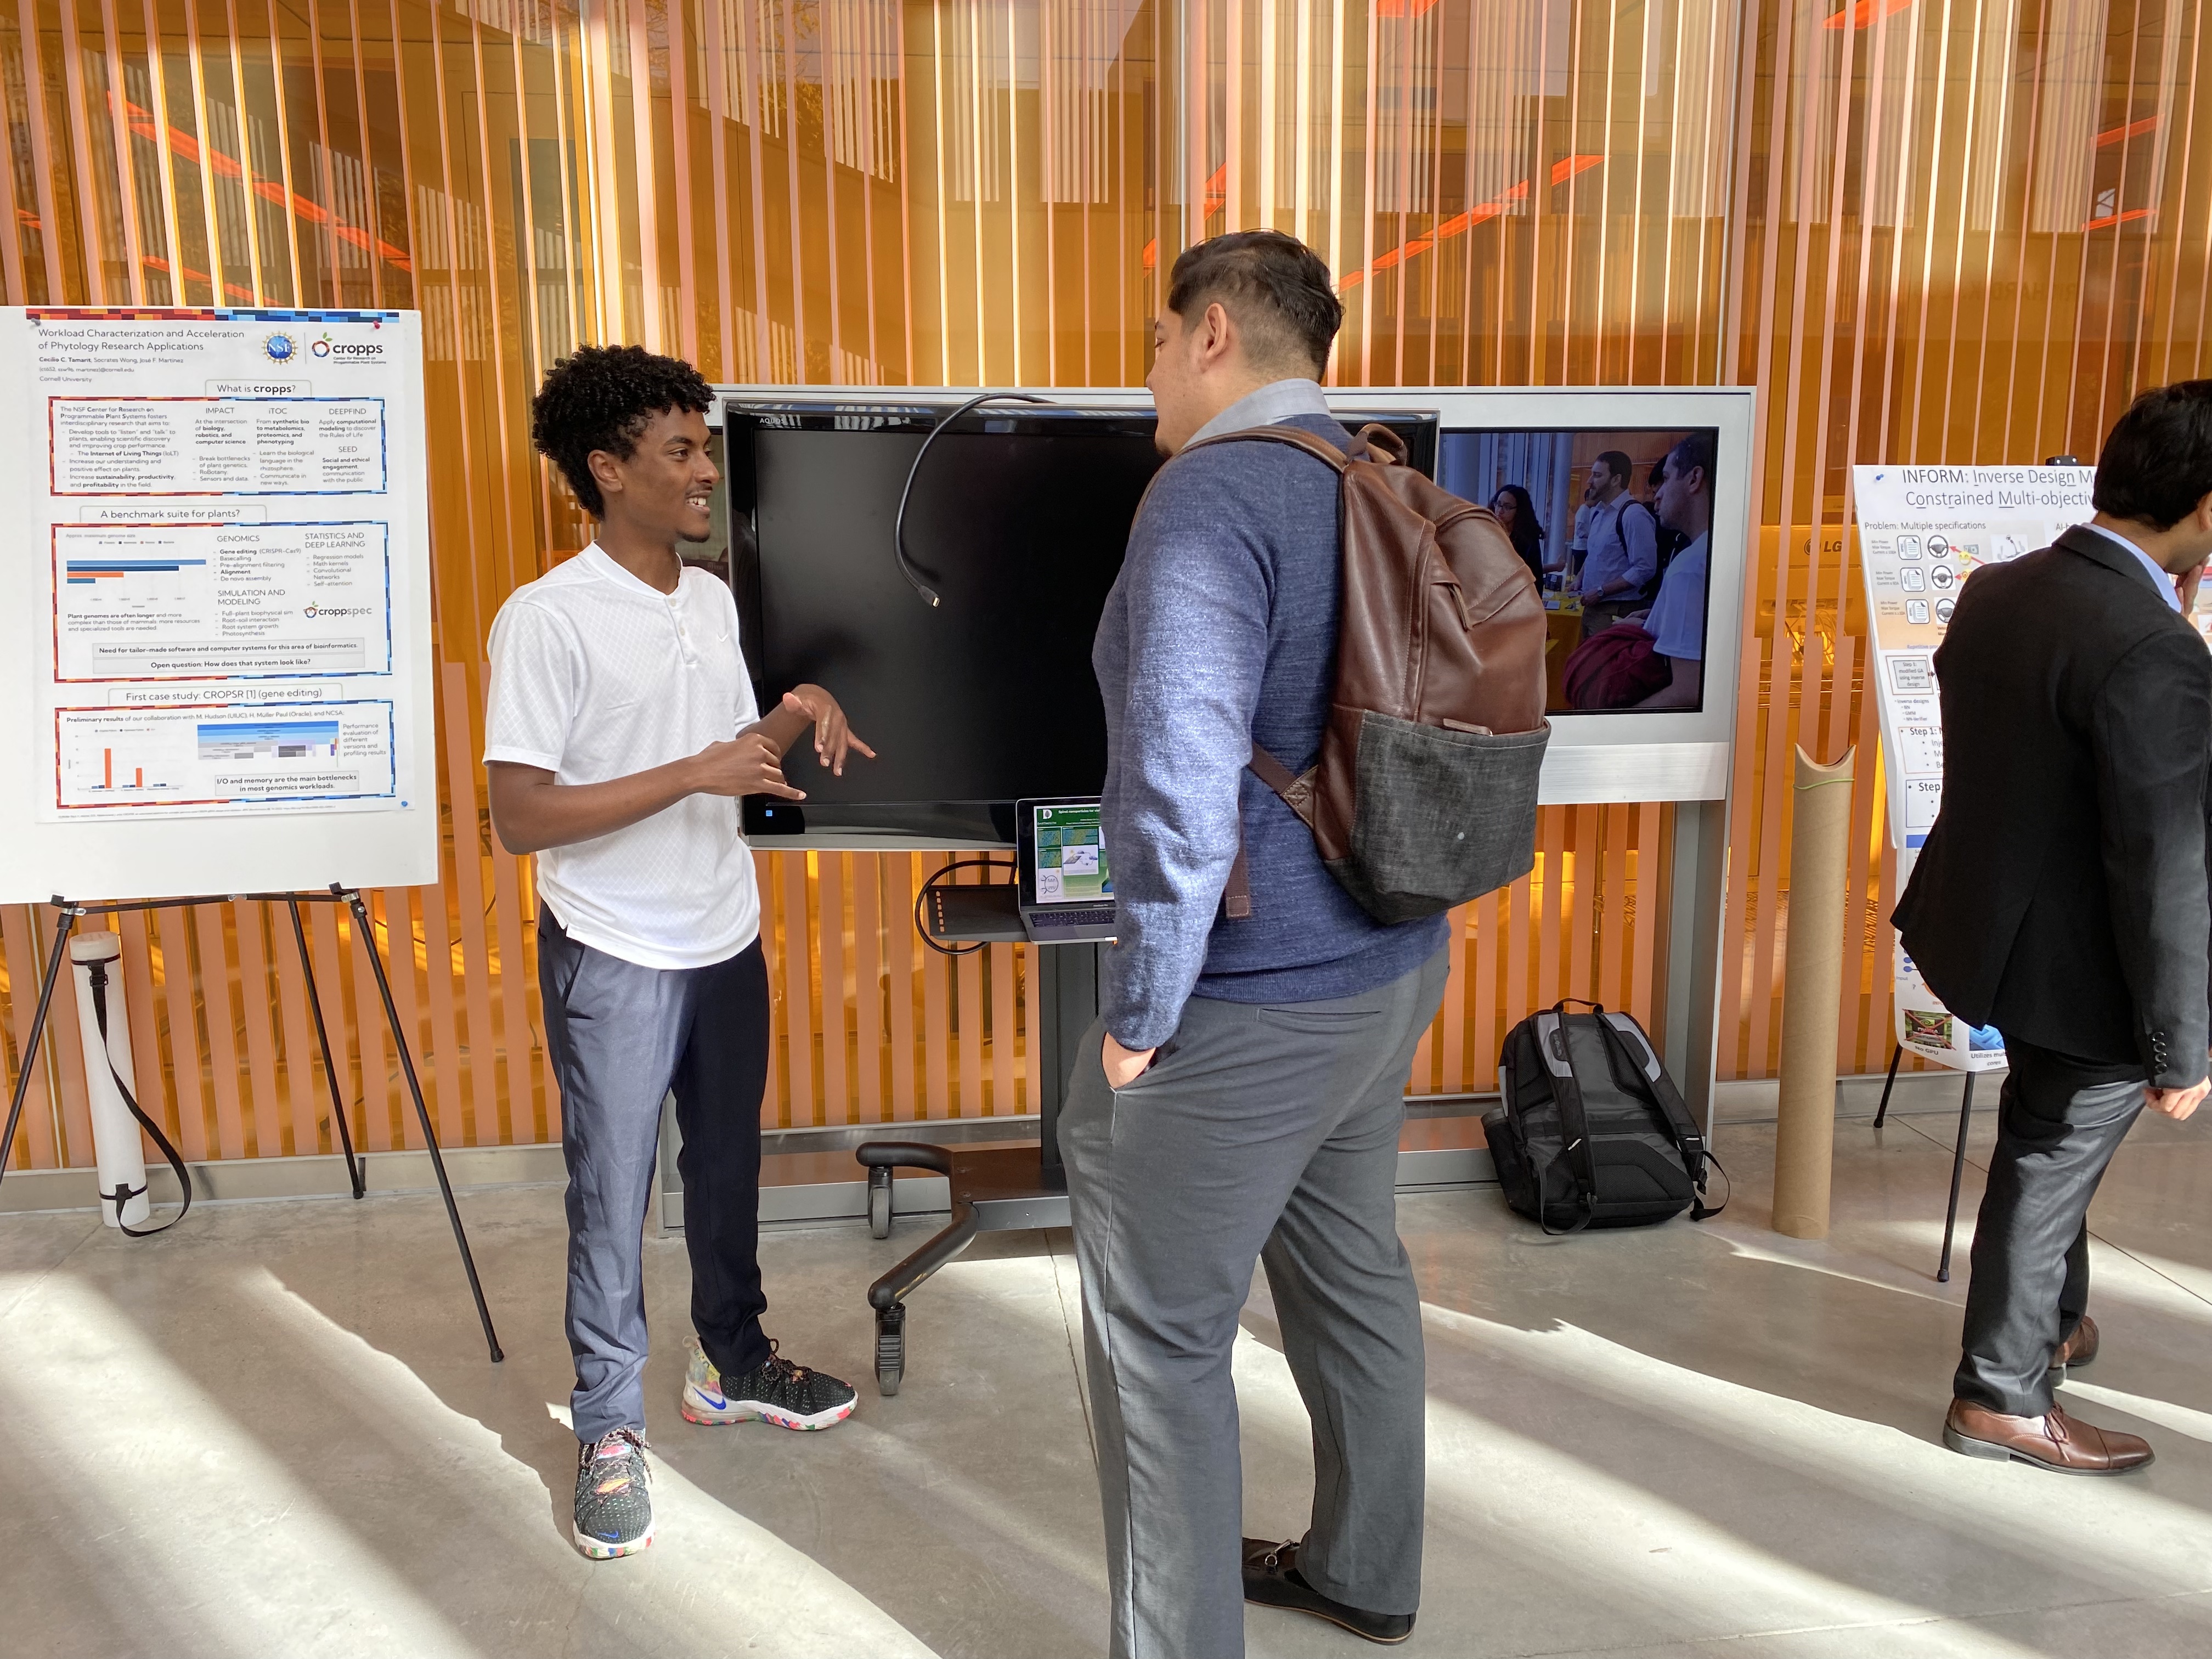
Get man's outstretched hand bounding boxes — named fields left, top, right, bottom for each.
left=781, top=686, right=878, bottom=777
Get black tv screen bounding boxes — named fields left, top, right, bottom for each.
left=727, top=403, right=1161, bottom=839
left=725, top=399, right=1441, bottom=841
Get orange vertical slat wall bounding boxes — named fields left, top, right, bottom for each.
left=6, top=0, right=2211, bottom=1170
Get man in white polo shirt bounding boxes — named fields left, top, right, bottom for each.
left=484, top=346, right=874, bottom=1560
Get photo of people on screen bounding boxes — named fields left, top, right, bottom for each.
left=1440, top=427, right=1715, bottom=713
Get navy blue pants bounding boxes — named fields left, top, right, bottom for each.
left=537, top=906, right=773, bottom=1442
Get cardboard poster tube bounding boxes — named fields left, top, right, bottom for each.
left=1773, top=745, right=1857, bottom=1239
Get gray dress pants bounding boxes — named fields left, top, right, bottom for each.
left=1059, top=950, right=1448, bottom=1659
left=1955, top=1036, right=2145, bottom=1417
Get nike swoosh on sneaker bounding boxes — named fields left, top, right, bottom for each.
left=692, top=1386, right=727, bottom=1408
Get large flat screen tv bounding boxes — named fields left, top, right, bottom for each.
left=724, top=394, right=1438, bottom=841
left=726, top=400, right=1160, bottom=840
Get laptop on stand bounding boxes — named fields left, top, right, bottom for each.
left=1017, top=797, right=1119, bottom=944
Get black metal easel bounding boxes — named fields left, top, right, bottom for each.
left=855, top=882, right=1093, bottom=1394
left=0, top=885, right=503, bottom=1362
left=1871, top=1040, right=1979, bottom=1284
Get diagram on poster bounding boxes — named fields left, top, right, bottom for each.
left=0, top=308, right=435, bottom=901
left=1853, top=465, right=2102, bottom=1073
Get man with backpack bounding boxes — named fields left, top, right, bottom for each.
left=1059, top=230, right=1457, bottom=1658
left=1575, top=449, right=1659, bottom=635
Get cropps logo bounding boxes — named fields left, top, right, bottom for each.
left=303, top=603, right=375, bottom=618
left=309, top=331, right=385, bottom=362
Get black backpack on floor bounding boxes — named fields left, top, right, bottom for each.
left=1485, top=1001, right=1723, bottom=1233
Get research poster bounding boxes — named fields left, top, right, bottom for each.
left=1854, top=464, right=2107, bottom=1073
left=25, top=311, right=420, bottom=821
left=0, top=308, right=436, bottom=902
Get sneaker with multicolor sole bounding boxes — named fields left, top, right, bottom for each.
left=573, top=1427, right=653, bottom=1560
left=681, top=1334, right=857, bottom=1431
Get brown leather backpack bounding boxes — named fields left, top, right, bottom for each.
left=1186, top=422, right=1551, bottom=924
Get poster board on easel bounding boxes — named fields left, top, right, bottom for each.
left=0, top=308, right=436, bottom=902
left=1851, top=464, right=2103, bottom=1074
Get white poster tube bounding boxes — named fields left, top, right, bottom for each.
left=68, top=932, right=148, bottom=1229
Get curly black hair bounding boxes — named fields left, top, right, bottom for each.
left=531, top=344, right=713, bottom=517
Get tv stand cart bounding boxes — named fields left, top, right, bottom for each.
left=859, top=881, right=1088, bottom=1394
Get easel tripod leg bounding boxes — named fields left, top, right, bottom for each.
left=343, top=887, right=504, bottom=1363
left=290, top=898, right=364, bottom=1200
left=1872, top=1042, right=1904, bottom=1129
left=0, top=903, right=78, bottom=1192
left=1937, top=1070, right=1977, bottom=1284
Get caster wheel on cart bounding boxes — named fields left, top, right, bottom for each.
left=876, top=1305, right=906, bottom=1396
left=867, top=1166, right=893, bottom=1239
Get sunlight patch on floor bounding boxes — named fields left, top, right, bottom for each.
left=0, top=1272, right=483, bottom=1659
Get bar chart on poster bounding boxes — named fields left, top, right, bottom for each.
left=0, top=308, right=436, bottom=902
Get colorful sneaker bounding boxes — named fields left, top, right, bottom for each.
left=572, top=1428, right=653, bottom=1559
left=681, top=1334, right=857, bottom=1431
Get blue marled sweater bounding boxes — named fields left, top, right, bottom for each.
left=1092, top=411, right=1450, bottom=1049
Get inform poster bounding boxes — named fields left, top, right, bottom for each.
left=0, top=308, right=436, bottom=902
left=1853, top=464, right=2101, bottom=1073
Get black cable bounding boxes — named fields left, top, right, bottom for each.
left=86, top=960, right=191, bottom=1237
left=894, top=393, right=1053, bottom=607
left=913, top=857, right=1017, bottom=957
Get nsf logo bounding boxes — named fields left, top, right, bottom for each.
left=263, top=331, right=297, bottom=363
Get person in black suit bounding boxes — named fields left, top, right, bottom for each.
left=1895, top=381, right=2212, bottom=1473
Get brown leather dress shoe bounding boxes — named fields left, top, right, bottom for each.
left=1944, top=1399, right=2151, bottom=1474
left=2051, top=1315, right=2100, bottom=1370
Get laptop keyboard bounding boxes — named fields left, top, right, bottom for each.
left=1033, top=906, right=1116, bottom=928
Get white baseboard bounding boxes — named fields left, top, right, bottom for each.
left=11, top=1066, right=1962, bottom=1223
left=0, top=1141, right=569, bottom=1216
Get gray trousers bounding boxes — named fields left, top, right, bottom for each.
left=538, top=908, right=774, bottom=1444
left=1956, top=1037, right=2143, bottom=1417
left=1059, top=950, right=1448, bottom=1659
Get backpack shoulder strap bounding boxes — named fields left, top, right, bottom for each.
left=1180, top=422, right=1356, bottom=471
left=1598, top=1012, right=1722, bottom=1220
left=1532, top=1007, right=1600, bottom=1232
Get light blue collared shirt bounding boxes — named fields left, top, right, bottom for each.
left=1186, top=377, right=1333, bottom=445
left=2083, top=522, right=2181, bottom=612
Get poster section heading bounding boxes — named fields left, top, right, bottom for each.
left=27, top=309, right=419, bottom=822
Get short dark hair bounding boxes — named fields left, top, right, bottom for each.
left=1166, top=230, right=1341, bottom=375
left=1668, top=431, right=1716, bottom=488
left=532, top=344, right=713, bottom=517
left=2093, top=380, right=2212, bottom=530
left=1594, top=450, right=1633, bottom=487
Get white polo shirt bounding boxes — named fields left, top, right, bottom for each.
left=484, top=545, right=761, bottom=970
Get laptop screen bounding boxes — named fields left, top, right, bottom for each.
left=1029, top=800, right=1113, bottom=906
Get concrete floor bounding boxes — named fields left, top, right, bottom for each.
left=9, top=1104, right=2212, bottom=1658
